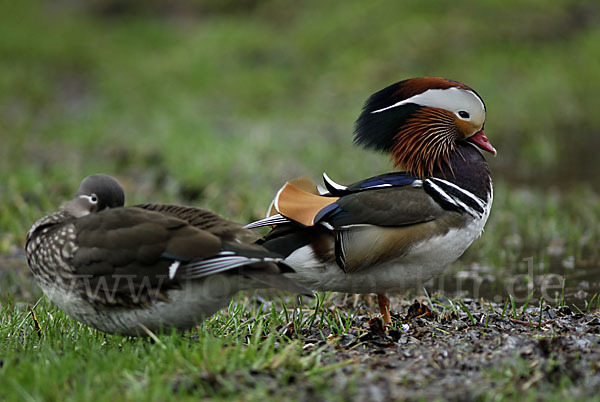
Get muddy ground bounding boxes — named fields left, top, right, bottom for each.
left=289, top=296, right=600, bottom=401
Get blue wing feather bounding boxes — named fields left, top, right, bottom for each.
left=352, top=172, right=419, bottom=189
left=160, top=252, right=191, bottom=262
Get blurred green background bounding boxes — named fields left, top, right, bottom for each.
left=1, top=0, right=599, bottom=297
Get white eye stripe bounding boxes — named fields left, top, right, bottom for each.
left=80, top=194, right=98, bottom=204
left=370, top=87, right=485, bottom=126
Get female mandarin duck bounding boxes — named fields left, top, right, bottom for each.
left=247, top=77, right=496, bottom=325
left=25, top=174, right=309, bottom=336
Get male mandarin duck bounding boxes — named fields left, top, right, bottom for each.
left=25, top=174, right=310, bottom=336
left=246, top=77, right=496, bottom=325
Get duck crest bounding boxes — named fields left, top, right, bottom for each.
left=353, top=77, right=487, bottom=179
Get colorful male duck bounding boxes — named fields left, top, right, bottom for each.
left=247, top=77, right=496, bottom=324
left=25, top=174, right=309, bottom=336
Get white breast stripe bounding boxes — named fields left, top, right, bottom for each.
left=430, top=178, right=486, bottom=211
left=426, top=179, right=483, bottom=218
left=450, top=197, right=482, bottom=219
left=426, top=180, right=460, bottom=208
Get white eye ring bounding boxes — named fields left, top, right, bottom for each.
left=81, top=194, right=98, bottom=204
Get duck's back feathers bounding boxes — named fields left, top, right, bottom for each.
left=69, top=208, right=223, bottom=305
left=135, top=203, right=261, bottom=244
left=250, top=171, right=444, bottom=230
left=327, top=186, right=443, bottom=227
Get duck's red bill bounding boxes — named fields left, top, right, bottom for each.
left=468, top=130, right=496, bottom=155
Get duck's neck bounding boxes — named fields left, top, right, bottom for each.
left=432, top=142, right=492, bottom=201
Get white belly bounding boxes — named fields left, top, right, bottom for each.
left=285, top=194, right=492, bottom=294
left=38, top=274, right=250, bottom=336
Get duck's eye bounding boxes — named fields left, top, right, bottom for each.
left=458, top=111, right=470, bottom=119
left=90, top=194, right=98, bottom=204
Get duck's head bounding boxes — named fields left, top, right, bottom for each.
left=64, top=174, right=125, bottom=218
left=354, top=77, right=496, bottom=178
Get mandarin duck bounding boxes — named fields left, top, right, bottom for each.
left=246, top=77, right=496, bottom=325
left=25, top=174, right=310, bottom=336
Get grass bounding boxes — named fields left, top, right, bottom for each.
left=0, top=297, right=355, bottom=401
left=1, top=0, right=600, bottom=400
left=2, top=0, right=600, bottom=250
left=3, top=293, right=599, bottom=401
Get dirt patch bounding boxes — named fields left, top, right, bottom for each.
left=295, top=296, right=600, bottom=400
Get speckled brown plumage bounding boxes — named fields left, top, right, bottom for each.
left=25, top=174, right=310, bottom=335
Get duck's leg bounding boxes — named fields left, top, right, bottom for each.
left=377, top=294, right=392, bottom=325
